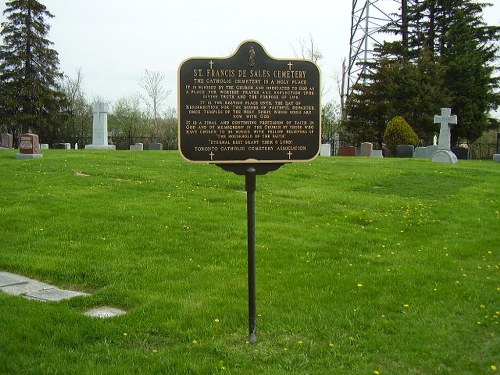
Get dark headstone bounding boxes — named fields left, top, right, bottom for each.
left=149, top=143, right=163, bottom=150
left=53, top=143, right=70, bottom=149
left=338, top=146, right=356, bottom=156
left=396, top=145, right=414, bottom=158
left=451, top=147, right=469, bottom=160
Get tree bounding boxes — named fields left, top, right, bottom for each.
left=109, top=95, right=144, bottom=147
left=440, top=7, right=499, bottom=144
left=139, top=69, right=169, bottom=121
left=321, top=100, right=341, bottom=144
left=383, top=115, right=419, bottom=154
left=0, top=0, right=66, bottom=142
left=59, top=68, right=91, bottom=146
left=346, top=0, right=499, bottom=146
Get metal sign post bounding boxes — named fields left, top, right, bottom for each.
left=245, top=167, right=257, bottom=343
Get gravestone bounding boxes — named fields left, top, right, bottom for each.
left=432, top=108, right=458, bottom=164
left=85, top=102, right=116, bottom=150
left=53, top=142, right=71, bottom=149
left=16, top=133, right=43, bottom=159
left=495, top=132, right=500, bottom=162
left=1, top=133, right=13, bottom=149
left=40, top=144, right=49, bottom=150
left=130, top=143, right=144, bottom=151
left=396, top=145, right=414, bottom=158
left=338, top=146, right=356, bottom=156
left=452, top=147, right=469, bottom=160
left=414, top=145, right=438, bottom=159
left=149, top=143, right=163, bottom=150
left=360, top=142, right=373, bottom=157
left=320, top=143, right=331, bottom=156
left=370, top=150, right=383, bottom=158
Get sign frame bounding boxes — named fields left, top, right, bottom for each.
left=178, top=40, right=321, bottom=164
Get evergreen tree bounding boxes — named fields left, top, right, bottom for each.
left=346, top=0, right=499, bottom=146
left=440, top=6, right=499, bottom=144
left=0, top=0, right=66, bottom=142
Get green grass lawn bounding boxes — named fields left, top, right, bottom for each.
left=0, top=150, right=498, bottom=374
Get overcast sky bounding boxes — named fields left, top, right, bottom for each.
left=1, top=0, right=499, bottom=113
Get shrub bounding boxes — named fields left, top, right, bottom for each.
left=383, top=116, right=419, bottom=153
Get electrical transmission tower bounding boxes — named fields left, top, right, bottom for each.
left=346, top=0, right=401, bottom=100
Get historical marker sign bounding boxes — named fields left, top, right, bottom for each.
left=178, top=40, right=321, bottom=164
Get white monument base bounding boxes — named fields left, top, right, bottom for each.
left=432, top=150, right=458, bottom=164
left=16, top=153, right=44, bottom=159
left=493, top=154, right=500, bottom=162
left=85, top=145, right=116, bottom=150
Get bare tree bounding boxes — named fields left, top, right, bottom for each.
left=61, top=68, right=91, bottom=145
left=139, top=69, right=170, bottom=121
left=292, top=34, right=323, bottom=63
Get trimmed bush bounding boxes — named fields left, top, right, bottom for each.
left=383, top=116, right=419, bottom=154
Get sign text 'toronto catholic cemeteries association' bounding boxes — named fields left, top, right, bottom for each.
left=178, top=41, right=321, bottom=164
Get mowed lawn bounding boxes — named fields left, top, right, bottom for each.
left=0, top=150, right=498, bottom=374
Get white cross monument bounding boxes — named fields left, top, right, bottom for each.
left=431, top=108, right=458, bottom=164
left=85, top=102, right=116, bottom=150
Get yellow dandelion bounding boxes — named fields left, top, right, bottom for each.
left=357, top=283, right=363, bottom=288
left=297, top=340, right=304, bottom=345
left=490, top=365, right=497, bottom=371
left=214, top=318, right=220, bottom=323
left=373, top=371, right=381, bottom=375
left=403, top=304, right=410, bottom=308
left=192, top=340, right=198, bottom=344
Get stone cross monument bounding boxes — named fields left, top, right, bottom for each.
left=432, top=108, right=458, bottom=164
left=85, top=102, right=116, bottom=150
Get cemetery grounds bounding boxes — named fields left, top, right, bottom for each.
left=0, top=150, right=498, bottom=374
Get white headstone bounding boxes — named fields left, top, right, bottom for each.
left=320, top=143, right=331, bottom=156
left=85, top=102, right=116, bottom=150
left=370, top=150, right=383, bottom=158
left=432, top=108, right=458, bottom=164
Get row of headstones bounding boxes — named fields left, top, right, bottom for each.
left=1, top=133, right=164, bottom=152
left=321, top=108, right=500, bottom=163
left=330, top=143, right=465, bottom=159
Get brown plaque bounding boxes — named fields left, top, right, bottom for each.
left=178, top=40, right=321, bottom=164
